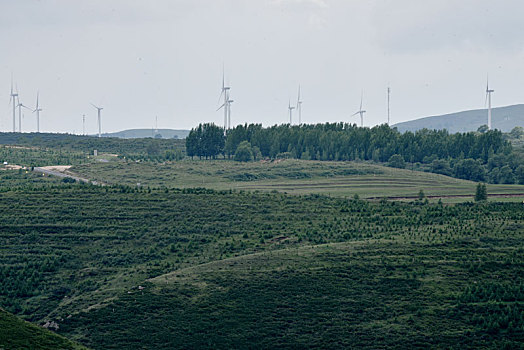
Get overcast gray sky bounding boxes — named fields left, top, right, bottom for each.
left=1, top=0, right=524, bottom=134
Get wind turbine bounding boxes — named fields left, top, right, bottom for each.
left=9, top=79, right=18, bottom=132
left=217, top=67, right=231, bottom=130
left=227, top=99, right=234, bottom=129
left=16, top=93, right=31, bottom=133
left=297, top=86, right=303, bottom=125
left=387, top=86, right=391, bottom=125
left=485, top=78, right=494, bottom=131
left=91, top=103, right=103, bottom=137
left=351, top=91, right=366, bottom=127
left=288, top=100, right=295, bottom=125
left=33, top=92, right=42, bottom=133
left=82, top=114, right=86, bottom=135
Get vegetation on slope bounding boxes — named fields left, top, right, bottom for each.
left=61, top=238, right=524, bottom=349
left=69, top=159, right=524, bottom=202
left=0, top=184, right=522, bottom=348
left=187, top=123, right=524, bottom=184
left=0, top=132, right=185, bottom=162
left=0, top=308, right=87, bottom=350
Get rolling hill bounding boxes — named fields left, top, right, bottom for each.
left=0, top=308, right=87, bottom=350
left=100, top=128, right=190, bottom=139
left=393, top=104, right=524, bottom=133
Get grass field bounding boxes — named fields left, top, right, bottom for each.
left=70, top=159, right=524, bottom=202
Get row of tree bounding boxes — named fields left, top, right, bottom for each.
left=186, top=123, right=523, bottom=183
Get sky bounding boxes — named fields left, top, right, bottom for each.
left=1, top=0, right=524, bottom=134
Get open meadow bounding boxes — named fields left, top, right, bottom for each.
left=70, top=158, right=524, bottom=202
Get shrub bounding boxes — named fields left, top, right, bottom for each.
left=234, top=141, right=254, bottom=162
left=388, top=154, right=405, bottom=169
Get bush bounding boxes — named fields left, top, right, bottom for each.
left=454, top=159, right=486, bottom=182
left=388, top=154, right=405, bottom=169
left=431, top=159, right=452, bottom=176
left=234, top=141, right=254, bottom=162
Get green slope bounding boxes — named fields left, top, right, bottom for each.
left=70, top=159, right=524, bottom=202
left=1, top=185, right=523, bottom=349
left=0, top=308, right=87, bottom=350
left=59, top=236, right=523, bottom=349
left=100, top=128, right=189, bottom=139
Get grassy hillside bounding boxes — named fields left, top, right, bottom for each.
left=0, top=132, right=185, bottom=162
left=61, top=237, right=524, bottom=349
left=101, top=128, right=189, bottom=139
left=0, top=308, right=87, bottom=350
left=70, top=159, right=524, bottom=202
left=393, top=104, right=524, bottom=133
left=0, top=185, right=522, bottom=348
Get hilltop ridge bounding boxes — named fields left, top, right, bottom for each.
left=393, top=104, right=524, bottom=133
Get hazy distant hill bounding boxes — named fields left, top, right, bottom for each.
left=100, top=128, right=190, bottom=139
left=393, top=104, right=524, bottom=133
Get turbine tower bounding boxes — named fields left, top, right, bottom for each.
left=297, top=86, right=303, bottom=125
left=33, top=92, right=42, bottom=133
left=82, top=114, right=86, bottom=135
left=227, top=99, right=234, bottom=129
left=351, top=91, right=366, bottom=127
left=9, top=79, right=18, bottom=132
left=217, top=67, right=231, bottom=131
left=485, top=78, right=494, bottom=130
left=387, top=86, right=391, bottom=125
left=288, top=100, right=295, bottom=125
left=16, top=95, right=31, bottom=133
left=91, top=103, right=103, bottom=137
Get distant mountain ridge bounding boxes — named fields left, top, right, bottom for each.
left=393, top=104, right=524, bottom=133
left=100, top=128, right=190, bottom=139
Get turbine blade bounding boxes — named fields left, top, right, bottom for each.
left=351, top=111, right=360, bottom=116
left=90, top=103, right=100, bottom=109
left=484, top=91, right=488, bottom=108
left=216, top=103, right=225, bottom=111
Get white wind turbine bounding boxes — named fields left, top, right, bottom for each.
left=16, top=89, right=31, bottom=133
left=33, top=92, right=42, bottom=133
left=91, top=103, right=103, bottom=137
left=351, top=91, right=366, bottom=127
left=227, top=98, right=234, bottom=129
left=217, top=67, right=231, bottom=130
left=288, top=99, right=295, bottom=125
left=485, top=77, right=494, bottom=131
left=9, top=79, right=18, bottom=132
left=297, top=86, right=303, bottom=125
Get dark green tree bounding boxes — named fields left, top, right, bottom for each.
left=475, top=183, right=488, bottom=201
left=234, top=141, right=254, bottom=162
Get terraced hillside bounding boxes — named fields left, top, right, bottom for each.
left=70, top=159, right=524, bottom=202
left=0, top=184, right=522, bottom=348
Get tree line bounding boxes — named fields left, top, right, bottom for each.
left=186, top=123, right=524, bottom=184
